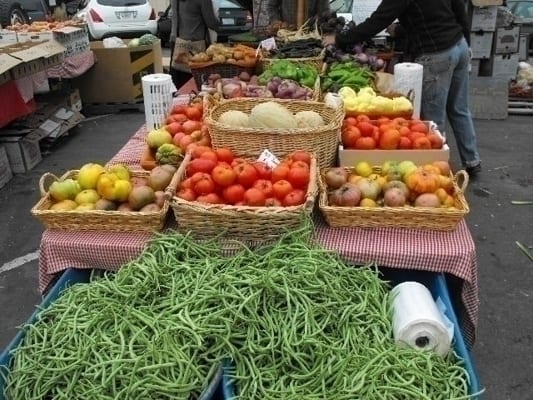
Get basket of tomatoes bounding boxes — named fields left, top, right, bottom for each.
left=167, top=148, right=317, bottom=243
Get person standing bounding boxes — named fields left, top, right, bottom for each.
left=265, top=0, right=330, bottom=28
left=324, top=0, right=482, bottom=177
left=169, top=0, right=220, bottom=89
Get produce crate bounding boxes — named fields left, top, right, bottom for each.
left=168, top=153, right=318, bottom=242
left=30, top=168, right=181, bottom=232
left=0, top=268, right=224, bottom=400
left=204, top=97, right=344, bottom=169
left=318, top=168, right=470, bottom=231
left=189, top=61, right=258, bottom=90
left=221, top=270, right=482, bottom=399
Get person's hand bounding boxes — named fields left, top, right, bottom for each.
left=322, top=34, right=336, bottom=46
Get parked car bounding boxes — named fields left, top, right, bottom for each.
left=156, top=0, right=252, bottom=46
left=506, top=0, right=533, bottom=55
left=0, top=0, right=78, bottom=27
left=76, top=0, right=157, bottom=40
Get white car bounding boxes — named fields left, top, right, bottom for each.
left=77, top=0, right=157, bottom=40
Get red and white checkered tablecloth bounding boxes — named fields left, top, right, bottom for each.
left=37, top=123, right=479, bottom=347
left=46, top=51, right=96, bottom=79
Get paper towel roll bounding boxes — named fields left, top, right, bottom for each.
left=393, top=62, right=423, bottom=119
left=142, top=74, right=176, bottom=130
left=391, top=281, right=452, bottom=356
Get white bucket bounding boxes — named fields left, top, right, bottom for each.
left=142, top=73, right=175, bottom=131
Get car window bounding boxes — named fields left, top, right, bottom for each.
left=96, top=0, right=147, bottom=6
left=216, top=0, right=241, bottom=9
left=330, top=0, right=353, bottom=13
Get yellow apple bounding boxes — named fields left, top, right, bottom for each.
left=77, top=163, right=105, bottom=190
left=75, top=189, right=100, bottom=205
left=107, top=163, right=131, bottom=181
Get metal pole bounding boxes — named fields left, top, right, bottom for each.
left=296, top=0, right=305, bottom=28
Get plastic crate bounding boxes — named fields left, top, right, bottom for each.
left=0, top=268, right=224, bottom=400
left=221, top=270, right=481, bottom=399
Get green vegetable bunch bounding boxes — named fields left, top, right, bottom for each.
left=259, top=60, right=317, bottom=89
left=322, top=61, right=375, bottom=93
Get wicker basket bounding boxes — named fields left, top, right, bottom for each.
left=204, top=97, right=344, bottom=169
left=259, top=48, right=326, bottom=74
left=189, top=61, right=258, bottom=89
left=31, top=169, right=181, bottom=232
left=318, top=169, right=470, bottom=231
left=168, top=153, right=318, bottom=242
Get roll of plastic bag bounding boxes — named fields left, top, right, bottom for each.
left=391, top=281, right=453, bottom=356
left=393, top=62, right=423, bottom=119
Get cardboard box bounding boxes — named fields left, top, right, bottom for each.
left=0, top=40, right=65, bottom=80
left=518, top=33, right=529, bottom=61
left=469, top=59, right=481, bottom=76
left=469, top=76, right=508, bottom=119
left=493, top=26, right=520, bottom=54
left=479, top=53, right=519, bottom=80
left=73, top=39, right=163, bottom=104
left=53, top=27, right=90, bottom=58
left=0, top=132, right=42, bottom=173
left=470, top=31, right=494, bottom=59
left=0, top=31, right=18, bottom=44
left=17, top=31, right=54, bottom=43
left=0, top=145, right=13, bottom=189
left=471, top=6, right=498, bottom=32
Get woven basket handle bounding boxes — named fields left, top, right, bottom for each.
left=455, top=170, right=469, bottom=192
left=39, top=172, right=61, bottom=196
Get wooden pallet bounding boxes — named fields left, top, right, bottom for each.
left=82, top=101, right=144, bottom=115
left=508, top=97, right=533, bottom=115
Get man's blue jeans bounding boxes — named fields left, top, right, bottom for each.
left=415, top=37, right=481, bottom=168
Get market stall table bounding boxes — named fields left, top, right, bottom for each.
left=37, top=122, right=479, bottom=348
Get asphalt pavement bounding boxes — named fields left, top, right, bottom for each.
left=1, top=107, right=533, bottom=399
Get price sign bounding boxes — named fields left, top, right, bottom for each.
left=260, top=37, right=276, bottom=51
left=257, top=149, right=280, bottom=168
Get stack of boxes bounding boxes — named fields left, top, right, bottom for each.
left=468, top=2, right=520, bottom=119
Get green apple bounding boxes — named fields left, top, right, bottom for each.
left=49, top=179, right=81, bottom=201
left=77, top=163, right=105, bottom=190
left=398, top=160, right=418, bottom=178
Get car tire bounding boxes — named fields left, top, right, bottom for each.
left=0, top=2, right=29, bottom=27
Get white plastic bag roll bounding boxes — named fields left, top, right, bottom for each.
left=393, top=62, right=423, bottom=119
left=391, top=281, right=452, bottom=356
left=142, top=73, right=176, bottom=131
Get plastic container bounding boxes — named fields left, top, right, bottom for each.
left=142, top=73, right=175, bottom=131
left=221, top=270, right=482, bottom=399
left=0, top=268, right=224, bottom=400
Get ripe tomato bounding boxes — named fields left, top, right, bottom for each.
left=187, top=158, right=216, bottom=175
left=252, top=179, right=274, bottom=198
left=215, top=148, right=235, bottom=164
left=427, top=133, right=444, bottom=149
left=171, top=104, right=187, bottom=115
left=222, top=184, right=246, bottom=204
left=182, top=120, right=202, bottom=135
left=243, top=188, right=266, bottom=206
left=165, top=122, right=182, bottom=136
left=253, top=161, right=272, bottom=180
left=412, top=136, right=432, bottom=149
left=233, top=162, right=259, bottom=188
left=356, top=114, right=371, bottom=123
left=271, top=164, right=290, bottom=182
left=172, top=132, right=186, bottom=147
left=410, top=122, right=429, bottom=134
left=398, top=136, right=412, bottom=149
left=287, top=166, right=310, bottom=189
left=185, top=106, right=202, bottom=121
left=341, top=126, right=361, bottom=149
left=354, top=136, right=377, bottom=150
left=178, top=135, right=194, bottom=152
left=379, top=128, right=401, bottom=150
left=180, top=177, right=193, bottom=190
left=290, top=160, right=309, bottom=171
left=357, top=121, right=375, bottom=137
left=191, top=172, right=215, bottom=195
left=191, top=145, right=213, bottom=159
left=231, top=157, right=248, bottom=168
left=408, top=131, right=427, bottom=144
left=199, top=150, right=218, bottom=163
left=377, top=116, right=391, bottom=125
left=176, top=187, right=196, bottom=202
left=344, top=116, right=358, bottom=126
left=264, top=197, right=283, bottom=207
left=272, top=179, right=293, bottom=200
left=211, top=164, right=236, bottom=187
left=196, top=193, right=222, bottom=204
left=289, top=150, right=312, bottom=166
left=399, top=126, right=411, bottom=136
left=283, top=189, right=306, bottom=206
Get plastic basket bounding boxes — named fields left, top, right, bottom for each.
left=142, top=73, right=175, bottom=131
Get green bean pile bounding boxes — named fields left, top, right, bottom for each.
left=2, top=225, right=472, bottom=399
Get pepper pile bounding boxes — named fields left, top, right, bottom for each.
left=258, top=59, right=318, bottom=89
left=266, top=38, right=323, bottom=59
left=321, top=61, right=375, bottom=93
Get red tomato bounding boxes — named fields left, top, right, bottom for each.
left=289, top=150, right=312, bottom=165
left=398, top=136, right=412, bottom=149
left=354, top=136, right=377, bottom=150
left=344, top=116, right=358, bottom=126
left=222, top=184, right=246, bottom=205
left=233, top=162, right=258, bottom=188
left=264, top=197, right=283, bottom=207
left=272, top=179, right=293, bottom=200
left=271, top=164, right=290, bottom=182
left=252, top=179, right=273, bottom=198
left=412, top=136, right=432, bottom=149
left=196, top=193, right=222, bottom=204
left=283, top=189, right=306, bottom=206
left=212, top=164, right=236, bottom=187
left=287, top=166, right=310, bottom=189
left=215, top=148, right=235, bottom=164
left=165, top=122, right=182, bottom=136
left=171, top=104, right=187, bottom=115
left=185, top=106, right=202, bottom=121
left=171, top=113, right=188, bottom=124
left=187, top=158, right=216, bottom=175
left=190, top=172, right=215, bottom=195
left=180, top=177, right=193, bottom=190
left=199, top=150, right=218, bottom=163
left=172, top=132, right=186, bottom=147
left=182, top=120, right=202, bottom=135
left=253, top=161, right=272, bottom=180
left=231, top=157, right=248, bottom=168
left=290, top=161, right=309, bottom=171
left=341, top=126, right=361, bottom=149
left=243, top=188, right=266, bottom=206
left=191, top=145, right=213, bottom=159
left=176, top=187, right=196, bottom=201
left=356, top=114, right=371, bottom=123
left=178, top=135, right=194, bottom=152
left=357, top=121, right=375, bottom=137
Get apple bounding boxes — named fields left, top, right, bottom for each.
left=77, top=163, right=105, bottom=190
left=324, top=167, right=349, bottom=189
left=74, top=189, right=101, bottom=205
left=397, top=160, right=417, bottom=178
